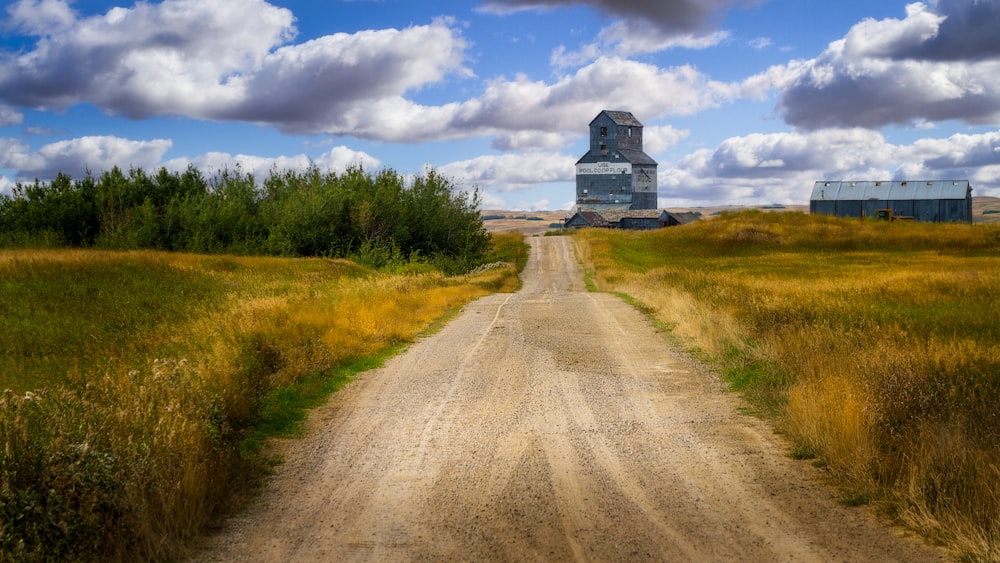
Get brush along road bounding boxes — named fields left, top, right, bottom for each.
left=196, top=236, right=946, bottom=562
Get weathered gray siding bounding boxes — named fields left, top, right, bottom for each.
left=576, top=110, right=658, bottom=211
left=810, top=180, right=972, bottom=222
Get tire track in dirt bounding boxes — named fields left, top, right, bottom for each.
left=194, top=236, right=948, bottom=562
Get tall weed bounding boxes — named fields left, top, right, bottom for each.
left=0, top=239, right=523, bottom=561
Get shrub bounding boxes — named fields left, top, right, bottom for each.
left=0, top=166, right=491, bottom=270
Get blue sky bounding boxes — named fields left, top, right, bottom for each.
left=1, top=0, right=998, bottom=210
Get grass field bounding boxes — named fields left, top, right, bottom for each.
left=573, top=211, right=1000, bottom=561
left=0, top=233, right=525, bottom=561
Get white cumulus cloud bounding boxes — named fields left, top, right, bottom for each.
left=746, top=1, right=1000, bottom=129
left=164, top=146, right=381, bottom=179
left=657, top=128, right=1000, bottom=206
left=438, top=152, right=576, bottom=193
left=0, top=135, right=171, bottom=180
left=0, top=1, right=470, bottom=133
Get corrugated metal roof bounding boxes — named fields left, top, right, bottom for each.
left=600, top=210, right=661, bottom=222
left=566, top=211, right=610, bottom=228
left=580, top=211, right=608, bottom=226
left=568, top=209, right=701, bottom=228
left=618, top=148, right=658, bottom=166
left=663, top=211, right=700, bottom=225
left=811, top=180, right=971, bottom=201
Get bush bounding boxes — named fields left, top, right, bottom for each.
left=0, top=165, right=491, bottom=271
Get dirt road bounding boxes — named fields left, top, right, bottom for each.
left=195, top=236, right=946, bottom=561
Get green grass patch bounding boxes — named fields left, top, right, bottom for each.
left=840, top=493, right=872, bottom=507
left=0, top=253, right=222, bottom=390
left=790, top=443, right=819, bottom=460
left=487, top=231, right=529, bottom=272
left=240, top=351, right=395, bottom=461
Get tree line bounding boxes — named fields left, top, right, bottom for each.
left=0, top=165, right=491, bottom=273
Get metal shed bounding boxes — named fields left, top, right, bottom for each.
left=810, top=180, right=972, bottom=223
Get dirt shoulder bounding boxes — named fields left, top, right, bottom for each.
left=194, top=236, right=949, bottom=561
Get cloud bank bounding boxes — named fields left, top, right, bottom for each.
left=750, top=1, right=1000, bottom=129
left=658, top=128, right=1000, bottom=206
left=0, top=135, right=379, bottom=184
left=1, top=0, right=998, bottom=207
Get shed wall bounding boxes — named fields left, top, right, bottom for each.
left=618, top=217, right=660, bottom=230
left=810, top=180, right=972, bottom=223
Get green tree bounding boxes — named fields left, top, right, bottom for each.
left=0, top=165, right=490, bottom=271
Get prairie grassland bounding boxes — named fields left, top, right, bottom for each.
left=0, top=234, right=522, bottom=561
left=574, top=212, right=1000, bottom=561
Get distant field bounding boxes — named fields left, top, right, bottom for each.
left=974, top=196, right=1000, bottom=223
left=483, top=196, right=1000, bottom=234
left=480, top=210, right=568, bottom=235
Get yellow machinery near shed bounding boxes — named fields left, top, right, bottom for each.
left=876, top=208, right=914, bottom=222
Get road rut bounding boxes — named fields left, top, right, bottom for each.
left=195, top=236, right=946, bottom=561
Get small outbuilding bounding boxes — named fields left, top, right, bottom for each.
left=810, top=180, right=972, bottom=223
left=662, top=211, right=700, bottom=227
left=565, top=210, right=610, bottom=229
left=564, top=209, right=700, bottom=230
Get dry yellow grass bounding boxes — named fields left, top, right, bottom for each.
left=1, top=245, right=521, bottom=561
left=574, top=211, right=1000, bottom=561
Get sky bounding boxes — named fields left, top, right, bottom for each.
left=0, top=0, right=999, bottom=211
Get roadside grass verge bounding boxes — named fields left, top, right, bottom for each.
left=573, top=211, right=1000, bottom=561
left=0, top=233, right=525, bottom=561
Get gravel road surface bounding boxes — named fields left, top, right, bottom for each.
left=195, top=236, right=947, bottom=562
